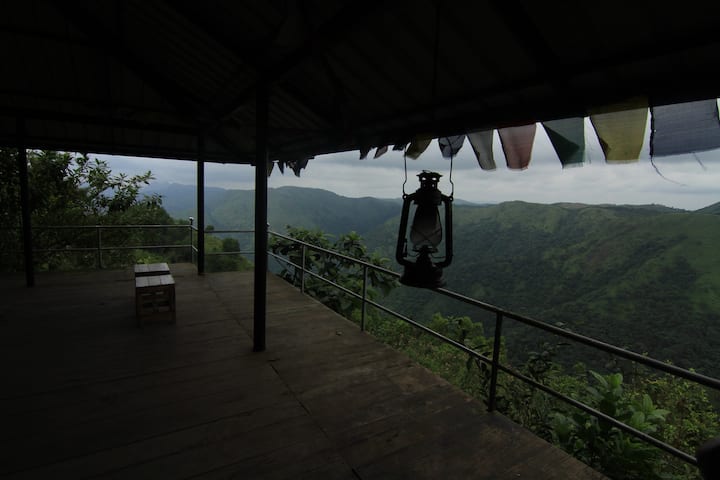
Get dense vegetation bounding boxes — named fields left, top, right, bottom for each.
left=269, top=226, right=397, bottom=315
left=364, top=201, right=720, bottom=379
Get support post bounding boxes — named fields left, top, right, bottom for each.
left=253, top=81, right=269, bottom=352
left=96, top=225, right=103, bottom=269
left=188, top=217, right=194, bottom=263
left=17, top=120, right=34, bottom=287
left=361, top=265, right=368, bottom=331
left=196, top=135, right=205, bottom=274
left=300, top=244, right=306, bottom=293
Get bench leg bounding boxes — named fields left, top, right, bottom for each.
left=169, top=285, right=176, bottom=324
left=135, top=292, right=142, bottom=327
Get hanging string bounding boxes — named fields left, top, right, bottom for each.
left=448, top=153, right=455, bottom=200
left=402, top=154, right=408, bottom=197
left=650, top=157, right=686, bottom=186
left=693, top=151, right=708, bottom=171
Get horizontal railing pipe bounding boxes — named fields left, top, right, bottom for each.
left=495, top=362, right=697, bottom=465
left=436, top=287, right=720, bottom=391
left=204, top=250, right=255, bottom=256
left=269, top=250, right=493, bottom=365
left=31, top=244, right=188, bottom=254
left=203, top=229, right=254, bottom=234
left=35, top=224, right=189, bottom=230
left=270, top=231, right=401, bottom=278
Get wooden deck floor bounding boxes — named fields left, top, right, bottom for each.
left=0, top=264, right=605, bottom=479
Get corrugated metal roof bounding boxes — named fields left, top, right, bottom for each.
left=1, top=0, right=720, bottom=164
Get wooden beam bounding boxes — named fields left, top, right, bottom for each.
left=217, top=0, right=385, bottom=122
left=50, top=2, right=244, bottom=158
left=0, top=106, right=196, bottom=135
left=165, top=2, right=335, bottom=128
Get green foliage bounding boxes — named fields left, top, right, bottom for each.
left=2, top=149, right=159, bottom=227
left=367, top=201, right=720, bottom=378
left=639, top=371, right=720, bottom=479
left=204, top=233, right=253, bottom=273
left=550, top=371, right=670, bottom=479
left=269, top=226, right=397, bottom=319
left=1, top=148, right=184, bottom=271
left=367, top=312, right=492, bottom=399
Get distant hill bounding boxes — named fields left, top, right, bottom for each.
left=145, top=183, right=227, bottom=221
left=145, top=183, right=401, bottom=237
left=364, top=200, right=720, bottom=377
left=148, top=182, right=720, bottom=376
left=696, top=201, right=720, bottom=215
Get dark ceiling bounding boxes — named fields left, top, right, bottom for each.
left=2, top=0, right=720, bottom=165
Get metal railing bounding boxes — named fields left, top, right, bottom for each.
left=2, top=224, right=193, bottom=269
left=267, top=230, right=720, bottom=467
left=188, top=226, right=255, bottom=260
left=2, top=224, right=255, bottom=269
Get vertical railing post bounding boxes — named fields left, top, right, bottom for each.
left=188, top=217, right=194, bottom=264
left=300, top=244, right=306, bottom=293
left=360, top=265, right=368, bottom=331
left=96, top=225, right=103, bottom=269
left=488, top=311, right=504, bottom=412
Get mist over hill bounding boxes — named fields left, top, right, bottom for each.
left=146, top=183, right=401, bottom=236
left=150, top=183, right=720, bottom=376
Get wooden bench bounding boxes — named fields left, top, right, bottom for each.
left=134, top=262, right=171, bottom=277
left=135, top=272, right=176, bottom=326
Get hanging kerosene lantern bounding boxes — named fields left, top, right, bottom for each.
left=395, top=170, right=453, bottom=288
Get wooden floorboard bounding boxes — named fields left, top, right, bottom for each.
left=1, top=264, right=606, bottom=479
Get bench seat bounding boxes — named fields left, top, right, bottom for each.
left=134, top=262, right=171, bottom=277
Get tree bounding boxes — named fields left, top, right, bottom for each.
left=1, top=148, right=174, bottom=270
left=269, top=226, right=397, bottom=319
left=204, top=234, right=253, bottom=273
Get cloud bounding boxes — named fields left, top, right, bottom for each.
left=95, top=124, right=720, bottom=211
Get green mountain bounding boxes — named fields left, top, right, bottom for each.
left=148, top=183, right=401, bottom=238
left=696, top=201, right=720, bottom=215
left=366, top=201, right=720, bottom=377
left=153, top=183, right=720, bottom=377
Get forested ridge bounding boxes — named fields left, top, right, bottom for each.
left=148, top=182, right=401, bottom=237
left=153, top=182, right=720, bottom=378
left=364, top=201, right=720, bottom=378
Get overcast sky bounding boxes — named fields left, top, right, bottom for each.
left=97, top=118, right=720, bottom=211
